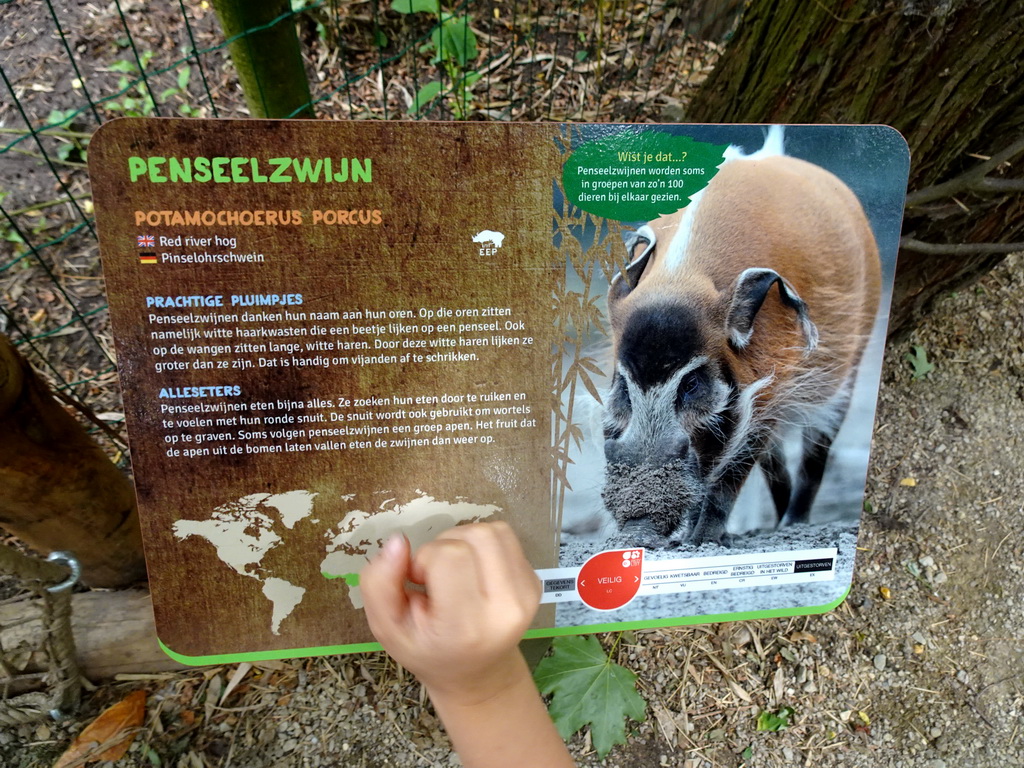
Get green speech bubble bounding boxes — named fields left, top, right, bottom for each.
left=563, top=130, right=728, bottom=221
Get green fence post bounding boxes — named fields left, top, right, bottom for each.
left=211, top=0, right=314, bottom=118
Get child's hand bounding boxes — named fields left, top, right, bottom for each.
left=360, top=521, right=542, bottom=703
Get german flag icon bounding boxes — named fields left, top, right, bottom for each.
left=139, top=252, right=158, bottom=265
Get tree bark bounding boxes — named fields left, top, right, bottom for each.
left=0, top=335, right=146, bottom=588
left=0, top=590, right=188, bottom=680
left=211, top=0, right=315, bottom=119
left=686, top=0, right=1024, bottom=338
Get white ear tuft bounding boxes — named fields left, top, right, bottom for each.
left=722, top=125, right=786, bottom=163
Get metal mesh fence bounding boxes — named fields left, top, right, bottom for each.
left=0, top=0, right=736, bottom=456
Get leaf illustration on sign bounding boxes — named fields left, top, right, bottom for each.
left=563, top=130, right=728, bottom=220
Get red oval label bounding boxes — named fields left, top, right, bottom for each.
left=576, top=548, right=644, bottom=611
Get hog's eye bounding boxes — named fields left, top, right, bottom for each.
left=676, top=370, right=706, bottom=409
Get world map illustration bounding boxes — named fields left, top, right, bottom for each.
left=172, top=490, right=498, bottom=634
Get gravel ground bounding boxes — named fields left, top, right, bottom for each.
left=3, top=256, right=1023, bottom=767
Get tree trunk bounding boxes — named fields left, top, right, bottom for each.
left=686, top=0, right=1024, bottom=338
left=0, top=590, right=188, bottom=680
left=211, top=0, right=315, bottom=119
left=0, top=336, right=146, bottom=588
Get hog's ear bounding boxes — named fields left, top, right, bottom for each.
left=609, top=225, right=656, bottom=305
left=726, top=268, right=819, bottom=353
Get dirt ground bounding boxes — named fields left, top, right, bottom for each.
left=1, top=1, right=1022, bottom=766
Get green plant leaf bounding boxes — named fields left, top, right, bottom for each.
left=390, top=0, right=439, bottom=14
left=534, top=635, right=646, bottom=758
left=46, top=109, right=74, bottom=128
left=756, top=706, right=794, bottom=732
left=438, top=15, right=477, bottom=66
left=409, top=81, right=443, bottom=114
left=110, top=59, right=137, bottom=74
left=904, top=345, right=935, bottom=379
left=177, top=65, right=191, bottom=91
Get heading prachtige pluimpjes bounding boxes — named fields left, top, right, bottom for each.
left=147, top=294, right=303, bottom=309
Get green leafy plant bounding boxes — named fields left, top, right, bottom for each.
left=533, top=634, right=647, bottom=757
left=0, top=191, right=27, bottom=256
left=106, top=53, right=199, bottom=117
left=756, top=706, right=795, bottom=732
left=45, top=109, right=89, bottom=163
left=904, top=344, right=935, bottom=380
left=106, top=52, right=156, bottom=116
left=391, top=0, right=481, bottom=118
left=158, top=66, right=200, bottom=117
left=291, top=0, right=335, bottom=45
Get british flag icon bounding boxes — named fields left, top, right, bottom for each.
left=137, top=235, right=155, bottom=247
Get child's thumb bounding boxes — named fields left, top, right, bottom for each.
left=361, top=533, right=412, bottom=638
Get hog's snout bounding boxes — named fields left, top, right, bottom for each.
left=602, top=458, right=704, bottom=540
left=604, top=431, right=690, bottom=467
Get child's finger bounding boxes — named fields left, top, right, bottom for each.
left=410, top=536, right=486, bottom=620
left=454, top=522, right=541, bottom=610
left=488, top=521, right=543, bottom=603
left=361, top=533, right=413, bottom=643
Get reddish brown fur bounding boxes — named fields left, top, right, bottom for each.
left=609, top=155, right=881, bottom=412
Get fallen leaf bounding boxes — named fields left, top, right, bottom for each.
left=728, top=679, right=753, bottom=703
left=788, top=631, right=817, bottom=643
left=534, top=635, right=647, bottom=758
left=220, top=662, right=253, bottom=705
left=879, top=586, right=892, bottom=600
left=54, top=689, right=146, bottom=768
left=900, top=477, right=917, bottom=487
left=756, top=706, right=794, bottom=732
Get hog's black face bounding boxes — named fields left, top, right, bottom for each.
left=602, top=301, right=736, bottom=540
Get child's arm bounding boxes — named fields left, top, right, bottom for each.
left=360, top=522, right=575, bottom=768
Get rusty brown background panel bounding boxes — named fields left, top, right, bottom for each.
left=90, top=119, right=564, bottom=657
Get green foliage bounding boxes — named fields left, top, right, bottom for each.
left=756, top=706, right=794, bottom=732
left=391, top=0, right=480, bottom=118
left=904, top=344, right=935, bottom=380
left=106, top=53, right=198, bottom=117
left=533, top=635, right=647, bottom=757
left=45, top=109, right=89, bottom=163
left=292, top=0, right=334, bottom=45
left=393, top=0, right=440, bottom=13
left=0, top=190, right=27, bottom=253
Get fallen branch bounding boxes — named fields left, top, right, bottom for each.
left=906, top=136, right=1024, bottom=207
left=899, top=237, right=1024, bottom=256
